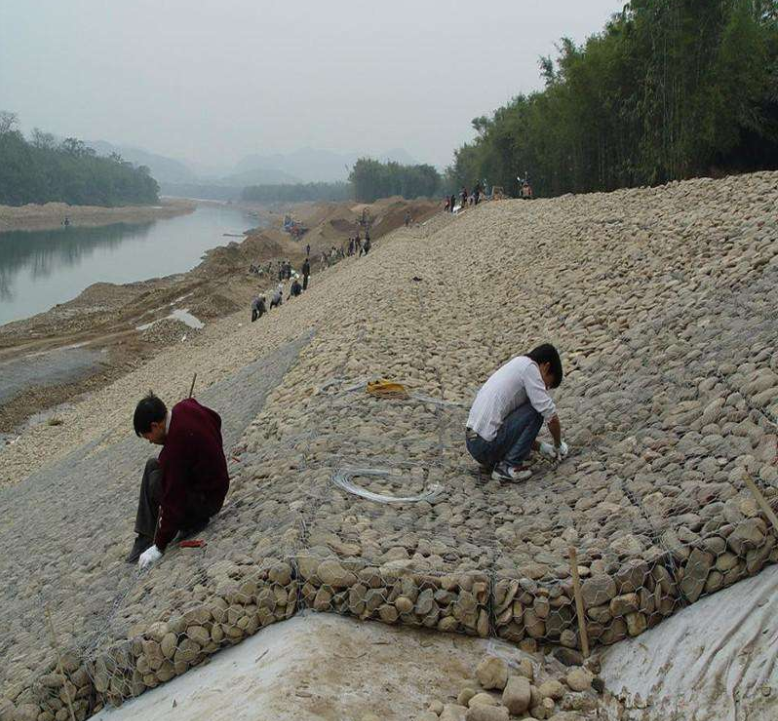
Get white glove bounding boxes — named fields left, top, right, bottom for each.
left=138, top=545, right=163, bottom=570
left=539, top=441, right=557, bottom=460
left=539, top=441, right=569, bottom=460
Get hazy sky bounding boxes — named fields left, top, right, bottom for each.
left=1, top=0, right=620, bottom=172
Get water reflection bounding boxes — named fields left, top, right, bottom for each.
left=0, top=205, right=256, bottom=325
left=0, top=223, right=154, bottom=300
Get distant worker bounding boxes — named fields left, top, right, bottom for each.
left=348, top=237, right=355, bottom=256
left=355, top=234, right=362, bottom=255
left=128, top=393, right=229, bottom=568
left=404, top=211, right=411, bottom=227
left=460, top=187, right=468, bottom=209
left=306, top=243, right=311, bottom=258
left=302, top=258, right=311, bottom=290
left=270, top=283, right=284, bottom=309
left=450, top=193, right=456, bottom=212
left=474, top=181, right=482, bottom=205
left=363, top=236, right=372, bottom=255
left=288, top=276, right=302, bottom=298
left=465, top=344, right=567, bottom=483
left=251, top=294, right=266, bottom=322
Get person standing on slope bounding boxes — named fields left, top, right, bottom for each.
left=465, top=343, right=568, bottom=482
left=128, top=393, right=229, bottom=568
left=302, top=258, right=311, bottom=290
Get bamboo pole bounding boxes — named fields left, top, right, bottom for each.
left=569, top=546, right=590, bottom=659
left=742, top=473, right=778, bottom=536
left=45, top=605, right=77, bottom=721
left=188, top=372, right=197, bottom=399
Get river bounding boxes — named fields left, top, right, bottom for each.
left=0, top=203, right=258, bottom=326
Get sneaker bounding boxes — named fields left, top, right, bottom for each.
left=126, top=535, right=153, bottom=564
left=491, top=462, right=532, bottom=483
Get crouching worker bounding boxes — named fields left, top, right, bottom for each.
left=127, top=393, right=230, bottom=569
left=251, top=294, right=266, bottom=322
left=466, top=343, right=568, bottom=483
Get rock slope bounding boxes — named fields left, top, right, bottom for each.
left=1, top=172, right=777, bottom=720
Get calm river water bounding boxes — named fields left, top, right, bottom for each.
left=0, top=204, right=257, bottom=326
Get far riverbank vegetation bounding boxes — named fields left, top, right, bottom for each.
left=0, top=113, right=159, bottom=207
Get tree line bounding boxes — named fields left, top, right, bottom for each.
left=243, top=161, right=442, bottom=204
left=348, top=158, right=441, bottom=202
left=447, top=0, right=778, bottom=198
left=0, top=112, right=159, bottom=207
left=241, top=181, right=351, bottom=203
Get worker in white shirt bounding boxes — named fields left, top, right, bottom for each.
left=466, top=343, right=567, bottom=482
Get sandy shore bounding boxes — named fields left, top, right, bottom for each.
left=0, top=198, right=196, bottom=232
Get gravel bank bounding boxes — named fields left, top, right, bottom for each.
left=0, top=199, right=195, bottom=233
left=2, top=172, right=777, bottom=719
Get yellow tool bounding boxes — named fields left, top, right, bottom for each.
left=366, top=380, right=409, bottom=399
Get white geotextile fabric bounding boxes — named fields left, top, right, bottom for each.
left=600, top=564, right=778, bottom=721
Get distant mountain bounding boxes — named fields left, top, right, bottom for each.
left=233, top=147, right=419, bottom=183
left=87, top=140, right=199, bottom=184
left=221, top=166, right=301, bottom=186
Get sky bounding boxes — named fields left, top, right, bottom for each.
left=1, top=0, right=620, bottom=173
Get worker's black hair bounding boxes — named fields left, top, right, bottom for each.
left=133, top=392, right=167, bottom=436
left=527, top=344, right=563, bottom=388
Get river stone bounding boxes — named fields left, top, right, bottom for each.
left=565, top=667, right=593, bottom=692
left=468, top=692, right=499, bottom=707
left=679, top=548, right=714, bottom=602
left=475, top=656, right=508, bottom=691
left=503, top=675, right=532, bottom=714
left=626, top=612, right=648, bottom=636
left=728, top=519, right=766, bottom=555
left=609, top=593, right=639, bottom=617
left=464, top=706, right=509, bottom=721
left=538, top=679, right=565, bottom=701
left=317, top=560, right=356, bottom=588
left=457, top=688, right=477, bottom=706
left=581, top=576, right=617, bottom=607
left=440, top=705, right=468, bottom=721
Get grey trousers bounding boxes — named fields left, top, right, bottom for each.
left=134, top=457, right=164, bottom=539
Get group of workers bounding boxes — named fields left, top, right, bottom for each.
left=444, top=181, right=485, bottom=212
left=250, top=257, right=311, bottom=322
left=346, top=228, right=372, bottom=257
left=127, top=336, right=568, bottom=569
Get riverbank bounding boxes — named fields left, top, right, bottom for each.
left=0, top=198, right=196, bottom=232
left=0, top=196, right=440, bottom=432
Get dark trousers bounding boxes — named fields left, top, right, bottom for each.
left=303, top=275, right=309, bottom=290
left=135, top=457, right=164, bottom=539
left=134, top=457, right=211, bottom=540
left=466, top=402, right=543, bottom=467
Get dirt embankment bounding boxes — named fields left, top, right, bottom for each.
left=0, top=198, right=196, bottom=232
left=0, top=196, right=439, bottom=433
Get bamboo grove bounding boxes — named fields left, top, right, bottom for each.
left=448, top=0, right=778, bottom=198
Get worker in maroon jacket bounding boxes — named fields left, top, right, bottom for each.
left=128, top=393, right=230, bottom=569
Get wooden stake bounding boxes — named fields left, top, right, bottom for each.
left=742, top=473, right=778, bottom=535
left=569, top=546, right=590, bottom=659
left=188, top=373, right=197, bottom=398
left=45, top=605, right=77, bottom=721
